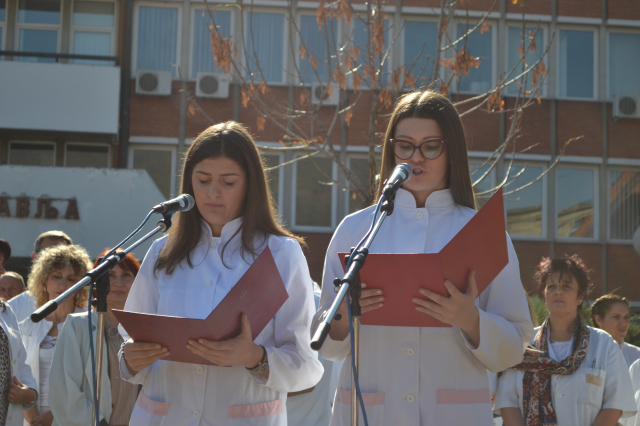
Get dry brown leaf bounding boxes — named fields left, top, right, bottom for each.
left=529, top=32, right=537, bottom=53
left=439, top=82, right=448, bottom=97
left=299, top=90, right=310, bottom=105
left=188, top=103, right=196, bottom=116
left=487, top=88, right=502, bottom=112
left=241, top=89, right=250, bottom=108
left=298, top=44, right=306, bottom=60
left=317, top=0, right=326, bottom=30
left=311, top=56, right=318, bottom=71
left=404, top=70, right=415, bottom=88
left=338, top=0, right=352, bottom=25
left=353, top=71, right=362, bottom=92
left=257, top=116, right=266, bottom=131
left=481, top=21, right=490, bottom=34
left=452, top=48, right=481, bottom=76
left=345, top=109, right=353, bottom=126
left=439, top=17, right=448, bottom=32
left=259, top=81, right=267, bottom=95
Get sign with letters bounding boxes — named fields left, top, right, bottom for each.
left=0, top=195, right=80, bottom=220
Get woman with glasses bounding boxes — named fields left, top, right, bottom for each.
left=49, top=249, right=141, bottom=426
left=19, top=244, right=90, bottom=426
left=591, top=294, right=640, bottom=368
left=313, top=90, right=534, bottom=426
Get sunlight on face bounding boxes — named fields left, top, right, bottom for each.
left=544, top=271, right=584, bottom=318
left=597, top=302, right=630, bottom=345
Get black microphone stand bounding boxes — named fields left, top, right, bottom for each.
left=30, top=212, right=174, bottom=426
left=311, top=195, right=396, bottom=426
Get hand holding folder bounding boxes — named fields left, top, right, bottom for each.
left=340, top=188, right=509, bottom=328
left=114, top=246, right=288, bottom=365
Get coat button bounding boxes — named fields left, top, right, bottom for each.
left=407, top=348, right=414, bottom=356
left=196, top=366, right=204, bottom=374
left=407, top=395, right=415, bottom=402
left=205, top=280, right=212, bottom=287
left=193, top=411, right=200, bottom=417
left=210, top=240, right=217, bottom=247
left=556, top=392, right=562, bottom=398
left=13, top=359, right=16, bottom=365
left=416, top=212, right=423, bottom=219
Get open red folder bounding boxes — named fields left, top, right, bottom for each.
left=113, top=246, right=288, bottom=365
left=339, top=187, right=508, bottom=328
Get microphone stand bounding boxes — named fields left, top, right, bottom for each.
left=30, top=213, right=174, bottom=426
left=311, top=195, right=396, bottom=426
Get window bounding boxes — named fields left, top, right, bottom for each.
left=9, top=141, right=55, bottom=165
left=17, top=0, right=61, bottom=62
left=64, top=143, right=110, bottom=167
left=346, top=157, right=376, bottom=215
left=456, top=23, right=493, bottom=93
left=245, top=11, right=285, bottom=83
left=558, top=29, right=595, bottom=99
left=609, top=32, right=640, bottom=98
left=505, top=164, right=545, bottom=237
left=130, top=146, right=175, bottom=199
left=469, top=161, right=495, bottom=208
left=71, top=0, right=115, bottom=65
left=352, top=17, right=390, bottom=87
left=404, top=20, right=438, bottom=86
left=136, top=5, right=179, bottom=75
left=0, top=0, right=6, bottom=49
left=506, top=26, right=544, bottom=95
left=293, top=155, right=335, bottom=229
left=262, top=153, right=283, bottom=213
left=297, top=14, right=338, bottom=85
left=609, top=170, right=640, bottom=241
left=191, top=8, right=231, bottom=79
left=557, top=167, right=595, bottom=239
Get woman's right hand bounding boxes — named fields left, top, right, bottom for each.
left=123, top=339, right=169, bottom=374
left=359, top=282, right=384, bottom=313
left=327, top=282, right=384, bottom=341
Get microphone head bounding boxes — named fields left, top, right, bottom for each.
left=397, top=163, right=413, bottom=181
left=179, top=194, right=196, bottom=212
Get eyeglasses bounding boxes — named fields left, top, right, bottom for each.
left=390, top=138, right=446, bottom=160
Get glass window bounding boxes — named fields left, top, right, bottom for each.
left=18, top=0, right=60, bottom=24
left=73, top=32, right=111, bottom=63
left=347, top=157, right=374, bottom=214
left=609, top=170, right=640, bottom=240
left=456, top=23, right=493, bottom=93
left=609, top=32, right=640, bottom=98
left=404, top=20, right=438, bottom=86
left=191, top=9, right=231, bottom=79
left=132, top=148, right=172, bottom=199
left=245, top=12, right=285, bottom=83
left=73, top=1, right=114, bottom=26
left=17, top=0, right=60, bottom=62
left=298, top=14, right=337, bottom=84
left=557, top=168, right=594, bottom=238
left=505, top=165, right=544, bottom=236
left=137, top=6, right=179, bottom=74
left=295, top=156, right=333, bottom=227
left=9, top=142, right=55, bottom=166
left=470, top=161, right=494, bottom=208
left=507, top=26, right=544, bottom=95
left=353, top=18, right=390, bottom=87
left=0, top=0, right=5, bottom=21
left=262, top=154, right=281, bottom=211
left=65, top=144, right=109, bottom=168
left=72, top=1, right=114, bottom=64
left=558, top=30, right=594, bottom=99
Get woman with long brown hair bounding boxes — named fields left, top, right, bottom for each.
left=119, top=121, right=323, bottom=426
left=313, top=90, right=534, bottom=426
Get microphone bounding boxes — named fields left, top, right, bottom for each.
left=382, top=163, right=413, bottom=198
left=152, top=194, right=196, bottom=215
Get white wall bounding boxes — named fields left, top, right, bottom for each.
left=0, top=166, right=166, bottom=258
left=0, top=61, right=120, bottom=134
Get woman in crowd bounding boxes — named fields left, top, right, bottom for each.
left=49, top=249, right=141, bottom=426
left=20, top=244, right=90, bottom=426
left=120, top=121, right=323, bottom=425
left=591, top=294, right=640, bottom=367
left=314, top=90, right=534, bottom=426
left=496, top=255, right=636, bottom=426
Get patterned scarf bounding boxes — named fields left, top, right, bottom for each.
left=513, top=316, right=590, bottom=426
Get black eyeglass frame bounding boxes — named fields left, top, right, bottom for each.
left=389, top=138, right=447, bottom=161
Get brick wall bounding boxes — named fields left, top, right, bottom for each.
left=298, top=231, right=333, bottom=284
left=609, top=0, right=640, bottom=21
left=607, top=245, right=640, bottom=299
left=504, top=98, right=552, bottom=155
left=129, top=81, right=182, bottom=137
left=558, top=0, right=601, bottom=18
left=555, top=242, right=603, bottom=299
left=557, top=100, right=602, bottom=157
left=512, top=240, right=550, bottom=294
left=608, top=105, right=640, bottom=159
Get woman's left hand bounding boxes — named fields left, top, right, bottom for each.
left=8, top=376, right=36, bottom=404
left=30, top=410, right=53, bottom=426
left=413, top=270, right=481, bottom=347
left=187, top=313, right=263, bottom=368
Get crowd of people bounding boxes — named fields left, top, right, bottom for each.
left=0, top=89, right=638, bottom=426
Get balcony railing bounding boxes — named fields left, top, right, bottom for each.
left=0, top=51, right=119, bottom=66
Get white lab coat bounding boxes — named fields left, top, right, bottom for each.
left=621, top=359, right=640, bottom=426
left=118, top=218, right=324, bottom=426
left=494, top=325, right=637, bottom=425
left=314, top=188, right=534, bottom=426
left=622, top=342, right=640, bottom=368
left=48, top=311, right=112, bottom=426
left=0, top=303, right=37, bottom=426
left=8, top=292, right=36, bottom=324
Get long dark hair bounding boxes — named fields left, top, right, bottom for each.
left=155, top=121, right=304, bottom=275
left=376, top=91, right=476, bottom=210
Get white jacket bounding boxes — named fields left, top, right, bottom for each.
left=495, top=325, right=637, bottom=425
left=119, top=218, right=324, bottom=426
left=7, top=292, right=36, bottom=324
left=0, top=303, right=36, bottom=426
left=49, top=311, right=112, bottom=426
left=314, top=188, right=534, bottom=426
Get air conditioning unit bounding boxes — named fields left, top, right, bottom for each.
left=135, top=70, right=172, bottom=96
left=196, top=73, right=230, bottom=99
left=311, top=83, right=339, bottom=106
left=613, top=95, right=640, bottom=119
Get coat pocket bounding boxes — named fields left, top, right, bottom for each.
left=333, top=389, right=385, bottom=426
left=129, top=392, right=169, bottom=426
left=436, top=389, right=493, bottom=426
left=577, top=367, right=606, bottom=408
left=228, top=399, right=285, bottom=426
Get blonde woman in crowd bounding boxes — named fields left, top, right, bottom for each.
left=20, top=244, right=90, bottom=426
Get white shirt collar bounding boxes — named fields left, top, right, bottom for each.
left=201, top=217, right=243, bottom=245
left=393, top=188, right=455, bottom=209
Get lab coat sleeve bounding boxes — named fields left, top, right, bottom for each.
left=311, top=217, right=354, bottom=362
left=5, top=305, right=36, bottom=392
left=493, top=369, right=521, bottom=413
left=117, top=239, right=164, bottom=385
left=49, top=317, right=107, bottom=425
left=602, top=335, right=637, bottom=418
left=253, top=238, right=324, bottom=393
left=461, top=235, right=535, bottom=372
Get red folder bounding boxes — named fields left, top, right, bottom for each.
left=339, top=187, right=508, bottom=328
left=113, top=246, right=288, bottom=365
